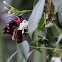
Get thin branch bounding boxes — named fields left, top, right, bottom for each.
left=40, top=21, right=45, bottom=28
left=33, top=0, right=37, bottom=8
left=3, top=1, right=13, bottom=8
left=30, top=46, right=62, bottom=51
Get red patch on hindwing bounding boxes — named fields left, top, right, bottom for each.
left=11, top=28, right=16, bottom=40
left=17, top=30, right=22, bottom=43
left=3, top=24, right=10, bottom=34
left=3, top=16, right=28, bottom=44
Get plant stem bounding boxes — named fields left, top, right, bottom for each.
left=19, top=12, right=25, bottom=16
left=40, top=21, right=45, bottom=28
left=19, top=10, right=33, bottom=16
left=5, top=7, right=10, bottom=11
left=5, top=2, right=13, bottom=8
left=30, top=46, right=62, bottom=51
left=33, top=0, right=37, bottom=8
left=19, top=10, right=33, bottom=13
left=44, top=12, right=46, bottom=26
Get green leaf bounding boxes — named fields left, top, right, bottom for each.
left=7, top=50, right=19, bottom=62
left=51, top=22, right=62, bottom=38
left=20, top=50, right=34, bottom=62
left=34, top=44, right=47, bottom=62
left=33, top=0, right=37, bottom=8
left=46, top=33, right=56, bottom=47
left=40, top=44, right=47, bottom=62
left=55, top=51, right=62, bottom=57
left=56, top=34, right=62, bottom=47
left=30, top=42, right=41, bottom=52
left=17, top=40, right=29, bottom=59
left=27, top=50, right=34, bottom=59
left=34, top=50, right=42, bottom=62
left=37, top=12, right=45, bottom=31
left=28, top=0, right=45, bottom=38
left=33, top=29, right=44, bottom=41
left=20, top=58, right=26, bottom=62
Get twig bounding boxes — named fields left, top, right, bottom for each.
left=30, top=46, right=62, bottom=51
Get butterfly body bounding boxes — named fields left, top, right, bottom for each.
left=0, top=11, right=28, bottom=43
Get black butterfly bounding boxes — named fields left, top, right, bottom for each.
left=0, top=11, right=26, bottom=43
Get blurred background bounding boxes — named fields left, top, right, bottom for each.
left=0, top=0, right=62, bottom=62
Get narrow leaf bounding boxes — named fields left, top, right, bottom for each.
left=28, top=0, right=45, bottom=38
left=20, top=50, right=34, bottom=62
left=56, top=34, right=62, bottom=47
left=51, top=22, right=62, bottom=38
left=7, top=50, right=19, bottom=62
left=30, top=42, right=41, bottom=52
left=46, top=33, right=56, bottom=47
left=40, top=44, right=47, bottom=62
left=27, top=50, right=34, bottom=59
left=17, top=40, right=29, bottom=59
left=20, top=59, right=26, bottom=62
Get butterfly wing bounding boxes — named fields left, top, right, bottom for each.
left=0, top=11, right=17, bottom=24
left=0, top=12, right=26, bottom=43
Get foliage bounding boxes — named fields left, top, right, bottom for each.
left=28, top=0, right=45, bottom=38
left=2, top=0, right=62, bottom=62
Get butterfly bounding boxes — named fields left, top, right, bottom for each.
left=0, top=11, right=28, bottom=43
